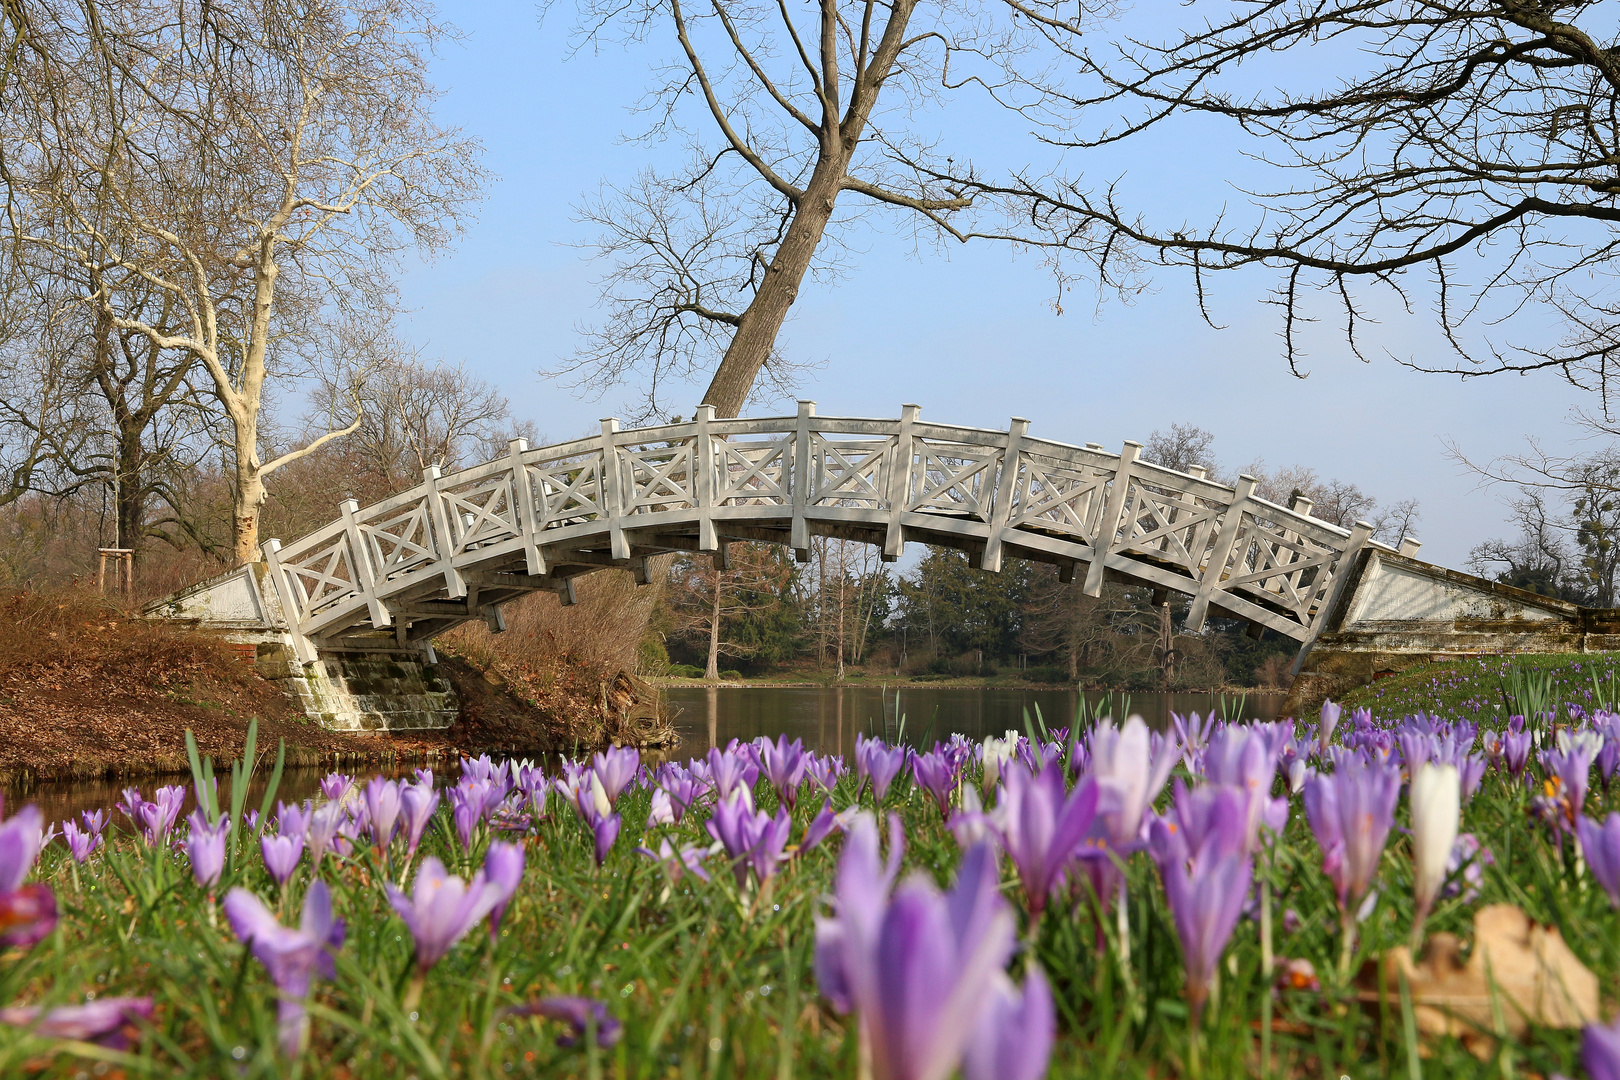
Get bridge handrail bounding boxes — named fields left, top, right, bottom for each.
left=262, top=404, right=1387, bottom=650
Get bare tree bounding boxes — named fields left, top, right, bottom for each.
left=309, top=351, right=517, bottom=491
left=667, top=543, right=796, bottom=678
left=2, top=0, right=486, bottom=563
left=996, top=1, right=1620, bottom=398
left=1144, top=423, right=1217, bottom=474
left=549, top=0, right=1126, bottom=418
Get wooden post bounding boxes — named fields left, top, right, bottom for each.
left=509, top=437, right=547, bottom=576
left=1083, top=441, right=1141, bottom=597
left=97, top=548, right=134, bottom=596
left=980, top=417, right=1029, bottom=572
left=1185, top=474, right=1257, bottom=631
left=884, top=404, right=919, bottom=558
left=694, top=405, right=718, bottom=553
left=790, top=400, right=815, bottom=558
left=261, top=538, right=318, bottom=664
left=341, top=499, right=390, bottom=628
left=601, top=418, right=631, bottom=560
left=421, top=465, right=468, bottom=599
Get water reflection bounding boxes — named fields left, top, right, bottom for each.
left=666, top=685, right=1283, bottom=760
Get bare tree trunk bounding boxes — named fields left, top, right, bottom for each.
left=701, top=169, right=846, bottom=417
left=705, top=569, right=722, bottom=680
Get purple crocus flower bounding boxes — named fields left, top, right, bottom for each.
left=646, top=788, right=677, bottom=829
left=910, top=747, right=959, bottom=816
left=0, top=883, right=56, bottom=948
left=814, top=816, right=1018, bottom=1080
left=320, top=773, right=352, bottom=802
left=705, top=746, right=760, bottom=802
left=223, top=879, right=345, bottom=1057
left=756, top=735, right=810, bottom=809
left=185, top=810, right=230, bottom=890
left=504, top=996, right=622, bottom=1048
left=705, top=791, right=793, bottom=887
left=591, top=747, right=641, bottom=806
left=1089, top=717, right=1179, bottom=846
left=306, top=804, right=346, bottom=870
left=1502, top=729, right=1533, bottom=780
left=62, top=820, right=100, bottom=864
left=0, top=803, right=45, bottom=892
left=807, top=754, right=847, bottom=795
left=635, top=838, right=712, bottom=885
left=0, top=998, right=154, bottom=1049
left=399, top=780, right=440, bottom=858
left=385, top=857, right=507, bottom=973
left=1078, top=716, right=1178, bottom=912
left=450, top=778, right=493, bottom=850
left=1586, top=1012, right=1620, bottom=1080
left=1540, top=739, right=1596, bottom=830
left=484, top=841, right=525, bottom=940
left=962, top=967, right=1054, bottom=1080
left=855, top=735, right=907, bottom=802
left=1320, top=700, right=1342, bottom=753
left=1578, top=813, right=1620, bottom=907
left=991, top=760, right=1099, bottom=918
left=1201, top=724, right=1287, bottom=850
left=653, top=764, right=704, bottom=822
left=801, top=799, right=855, bottom=854
left=1303, top=753, right=1402, bottom=927
left=1148, top=795, right=1253, bottom=1024
left=262, top=831, right=305, bottom=887
left=362, top=778, right=402, bottom=848
left=134, top=786, right=186, bottom=846
left=591, top=813, right=621, bottom=867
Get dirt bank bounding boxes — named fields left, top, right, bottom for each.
left=0, top=589, right=677, bottom=788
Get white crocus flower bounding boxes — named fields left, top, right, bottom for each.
left=1409, top=762, right=1460, bottom=943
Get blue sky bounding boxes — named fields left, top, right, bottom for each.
left=390, top=1, right=1584, bottom=569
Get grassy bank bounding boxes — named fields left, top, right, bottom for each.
left=1339, top=652, right=1620, bottom=720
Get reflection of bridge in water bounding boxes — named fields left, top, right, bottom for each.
left=156, top=403, right=1620, bottom=729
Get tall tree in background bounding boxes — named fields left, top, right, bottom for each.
left=667, top=543, right=798, bottom=678
left=552, top=0, right=1128, bottom=418
left=1, top=0, right=486, bottom=563
left=1020, top=1, right=1620, bottom=395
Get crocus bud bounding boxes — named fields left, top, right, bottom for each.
left=1319, top=700, right=1342, bottom=753
left=589, top=772, right=611, bottom=818
left=1410, top=762, right=1460, bottom=932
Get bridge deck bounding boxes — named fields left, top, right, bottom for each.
left=260, top=403, right=1383, bottom=661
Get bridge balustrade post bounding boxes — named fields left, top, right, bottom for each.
left=883, top=404, right=920, bottom=559
left=1292, top=519, right=1375, bottom=674
left=694, top=405, right=718, bottom=553
left=1083, top=440, right=1142, bottom=597
left=1185, top=473, right=1258, bottom=631
left=601, top=418, right=631, bottom=560
left=508, top=438, right=547, bottom=576
left=790, top=400, right=815, bottom=559
left=261, top=538, right=318, bottom=664
left=421, top=465, right=468, bottom=599
left=340, top=498, right=391, bottom=629
left=980, top=417, right=1030, bottom=573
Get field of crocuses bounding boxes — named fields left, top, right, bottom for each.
left=5, top=679, right=1620, bottom=1078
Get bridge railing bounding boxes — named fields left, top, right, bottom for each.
left=262, top=403, right=1381, bottom=647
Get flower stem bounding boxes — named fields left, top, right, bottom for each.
left=402, top=971, right=426, bottom=1013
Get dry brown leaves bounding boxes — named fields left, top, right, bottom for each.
left=1357, top=903, right=1598, bottom=1056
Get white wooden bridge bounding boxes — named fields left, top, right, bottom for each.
left=246, top=402, right=1399, bottom=664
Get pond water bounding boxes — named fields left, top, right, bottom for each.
left=9, top=687, right=1285, bottom=825
left=660, top=685, right=1285, bottom=759
left=5, top=762, right=434, bottom=836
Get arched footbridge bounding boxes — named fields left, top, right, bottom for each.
left=251, top=402, right=1398, bottom=659
left=157, top=403, right=1620, bottom=729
